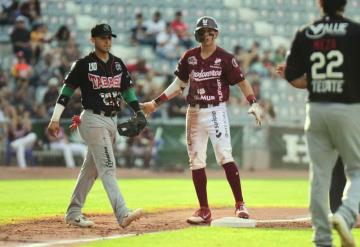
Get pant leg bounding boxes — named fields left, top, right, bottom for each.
left=305, top=104, right=338, bottom=246
left=207, top=107, right=234, bottom=165
left=10, top=133, right=37, bottom=168
left=65, top=148, right=98, bottom=220
left=78, top=111, right=130, bottom=224
left=87, top=129, right=129, bottom=223
left=186, top=107, right=209, bottom=170
left=327, top=104, right=360, bottom=228
left=329, top=157, right=346, bottom=213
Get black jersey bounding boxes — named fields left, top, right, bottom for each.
left=285, top=16, right=360, bottom=103
left=64, top=52, right=133, bottom=111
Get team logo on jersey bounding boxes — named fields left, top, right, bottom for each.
left=191, top=69, right=222, bottom=81
left=115, top=62, right=122, bottom=71
left=211, top=58, right=222, bottom=69
left=88, top=73, right=121, bottom=89
left=188, top=56, right=197, bottom=65
left=89, top=62, right=97, bottom=71
left=231, top=58, right=239, bottom=68
left=305, top=23, right=349, bottom=39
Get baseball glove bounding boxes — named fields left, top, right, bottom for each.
left=117, top=111, right=147, bottom=137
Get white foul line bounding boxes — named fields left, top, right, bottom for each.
left=19, top=234, right=136, bottom=247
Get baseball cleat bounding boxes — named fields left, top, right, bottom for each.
left=329, top=214, right=355, bottom=247
left=235, top=201, right=250, bottom=219
left=120, top=208, right=143, bottom=228
left=187, top=207, right=212, bottom=224
left=65, top=215, right=94, bottom=228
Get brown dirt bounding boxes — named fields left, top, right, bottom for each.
left=0, top=207, right=311, bottom=247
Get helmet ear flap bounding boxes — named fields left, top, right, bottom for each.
left=194, top=30, right=201, bottom=42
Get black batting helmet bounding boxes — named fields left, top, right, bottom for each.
left=194, top=16, right=219, bottom=42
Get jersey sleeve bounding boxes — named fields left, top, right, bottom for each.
left=118, top=59, right=134, bottom=92
left=224, top=55, right=246, bottom=85
left=63, top=60, right=82, bottom=89
left=174, top=51, right=189, bottom=82
left=285, top=30, right=306, bottom=82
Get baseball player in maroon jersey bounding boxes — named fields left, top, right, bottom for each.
left=141, top=16, right=262, bottom=224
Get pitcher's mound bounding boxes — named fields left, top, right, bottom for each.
left=211, top=217, right=257, bottom=228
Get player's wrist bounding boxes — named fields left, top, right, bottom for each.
left=154, top=93, right=168, bottom=107
left=246, top=95, right=257, bottom=105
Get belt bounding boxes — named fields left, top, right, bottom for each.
left=88, top=109, right=117, bottom=117
left=189, top=102, right=220, bottom=109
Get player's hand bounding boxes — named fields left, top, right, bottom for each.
left=248, top=103, right=262, bottom=126
left=140, top=100, right=157, bottom=117
left=276, top=63, right=286, bottom=79
left=47, top=121, right=60, bottom=137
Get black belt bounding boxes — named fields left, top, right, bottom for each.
left=88, top=109, right=117, bottom=117
left=189, top=102, right=220, bottom=109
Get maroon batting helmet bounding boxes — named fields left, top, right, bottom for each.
left=194, top=16, right=219, bottom=42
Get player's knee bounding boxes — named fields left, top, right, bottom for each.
left=190, top=163, right=206, bottom=170
left=216, top=150, right=234, bottom=166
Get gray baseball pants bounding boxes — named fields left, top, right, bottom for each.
left=305, top=103, right=360, bottom=246
left=65, top=110, right=130, bottom=224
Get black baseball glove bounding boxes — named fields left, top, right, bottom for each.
left=117, top=111, right=147, bottom=137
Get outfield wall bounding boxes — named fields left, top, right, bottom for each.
left=0, top=119, right=309, bottom=170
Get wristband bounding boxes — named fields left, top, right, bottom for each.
left=154, top=93, right=169, bottom=107
left=246, top=95, right=257, bottom=105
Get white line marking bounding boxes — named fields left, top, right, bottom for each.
left=19, top=234, right=135, bottom=247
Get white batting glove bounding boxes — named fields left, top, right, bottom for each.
left=248, top=102, right=262, bottom=126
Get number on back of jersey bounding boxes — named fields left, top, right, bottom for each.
left=310, top=50, right=344, bottom=93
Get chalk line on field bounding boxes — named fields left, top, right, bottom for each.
left=19, top=234, right=136, bottom=247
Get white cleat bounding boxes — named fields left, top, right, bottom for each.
left=120, top=208, right=143, bottom=228
left=330, top=214, right=355, bottom=247
left=65, top=215, right=94, bottom=228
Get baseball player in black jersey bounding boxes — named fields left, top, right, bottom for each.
left=277, top=1, right=360, bottom=246
left=47, top=23, right=145, bottom=228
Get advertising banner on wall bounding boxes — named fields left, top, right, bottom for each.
left=268, top=126, right=309, bottom=169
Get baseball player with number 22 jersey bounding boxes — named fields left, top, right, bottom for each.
left=141, top=16, right=262, bottom=224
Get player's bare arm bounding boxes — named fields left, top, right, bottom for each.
left=236, top=79, right=262, bottom=126
left=140, top=77, right=187, bottom=116
left=47, top=84, right=75, bottom=137
left=276, top=63, right=307, bottom=89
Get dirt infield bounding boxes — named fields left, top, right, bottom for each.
left=0, top=207, right=311, bottom=247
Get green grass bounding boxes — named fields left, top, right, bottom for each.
left=0, top=178, right=309, bottom=224
left=82, top=227, right=360, bottom=247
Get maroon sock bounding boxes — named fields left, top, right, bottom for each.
left=192, top=168, right=209, bottom=208
left=222, top=162, right=243, bottom=203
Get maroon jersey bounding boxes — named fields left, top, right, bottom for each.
left=174, top=46, right=245, bottom=105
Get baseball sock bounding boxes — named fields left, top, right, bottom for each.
left=192, top=168, right=209, bottom=208
left=222, top=162, right=243, bottom=203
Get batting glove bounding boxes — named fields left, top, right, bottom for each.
left=248, top=102, right=262, bottom=126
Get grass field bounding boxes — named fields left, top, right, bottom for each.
left=0, top=178, right=308, bottom=224
left=82, top=228, right=360, bottom=247
left=1, top=178, right=359, bottom=246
